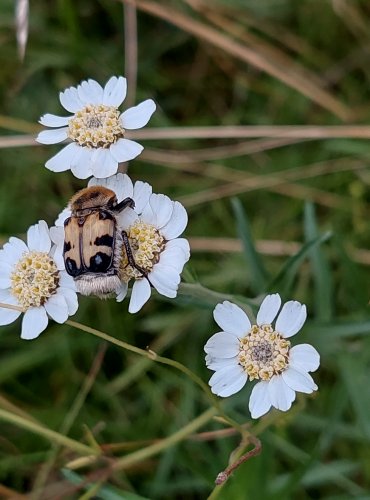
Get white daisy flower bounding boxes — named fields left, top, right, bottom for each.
left=0, top=221, right=78, bottom=340
left=36, top=76, right=156, bottom=179
left=204, top=294, right=319, bottom=419
left=116, top=191, right=190, bottom=313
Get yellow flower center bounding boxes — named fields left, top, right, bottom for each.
left=68, top=104, right=125, bottom=148
left=120, top=220, right=165, bottom=281
left=238, top=324, right=290, bottom=381
left=10, top=251, right=60, bottom=309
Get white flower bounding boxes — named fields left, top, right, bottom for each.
left=117, top=190, right=190, bottom=313
left=36, top=76, right=156, bottom=179
left=0, top=221, right=78, bottom=340
left=204, top=294, right=319, bottom=419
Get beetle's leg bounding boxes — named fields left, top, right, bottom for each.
left=121, top=230, right=153, bottom=286
left=115, top=197, right=135, bottom=212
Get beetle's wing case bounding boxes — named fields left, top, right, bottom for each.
left=81, top=210, right=116, bottom=273
left=64, top=217, right=83, bottom=277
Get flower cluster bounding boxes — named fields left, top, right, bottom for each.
left=52, top=173, right=190, bottom=314
left=0, top=76, right=190, bottom=339
left=0, top=74, right=319, bottom=422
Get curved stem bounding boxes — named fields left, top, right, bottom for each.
left=0, top=408, right=98, bottom=457
left=113, top=407, right=217, bottom=470
left=66, top=319, right=212, bottom=399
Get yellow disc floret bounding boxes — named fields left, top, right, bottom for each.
left=68, top=104, right=125, bottom=148
left=238, top=324, right=290, bottom=381
left=120, top=220, right=165, bottom=281
left=10, top=251, right=60, bottom=309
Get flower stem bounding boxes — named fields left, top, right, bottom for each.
left=0, top=408, right=98, bottom=457
left=66, top=319, right=212, bottom=399
left=112, top=407, right=217, bottom=470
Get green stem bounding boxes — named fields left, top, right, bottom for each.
left=0, top=408, right=98, bottom=457
left=66, top=319, right=213, bottom=401
left=112, top=407, right=217, bottom=470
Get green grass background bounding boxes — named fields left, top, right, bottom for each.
left=0, top=0, right=370, bottom=498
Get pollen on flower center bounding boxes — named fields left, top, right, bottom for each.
left=68, top=104, right=125, bottom=148
left=10, top=251, right=60, bottom=309
left=238, top=324, right=290, bottom=381
left=120, top=220, right=165, bottom=282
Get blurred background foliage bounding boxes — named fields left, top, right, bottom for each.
left=0, top=0, right=370, bottom=498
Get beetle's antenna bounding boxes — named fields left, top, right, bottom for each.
left=121, top=230, right=153, bottom=287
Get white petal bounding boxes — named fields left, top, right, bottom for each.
left=205, top=354, right=236, bottom=371
left=39, top=113, right=70, bottom=127
left=160, top=244, right=189, bottom=273
left=282, top=367, right=317, bottom=394
left=268, top=375, right=296, bottom=412
left=118, top=174, right=134, bottom=201
left=21, top=307, right=48, bottom=340
left=58, top=271, right=75, bottom=289
left=103, top=76, right=127, bottom=107
left=116, top=282, right=128, bottom=302
left=210, top=363, right=247, bottom=397
left=133, top=181, right=152, bottom=214
left=51, top=246, right=65, bottom=271
left=27, top=220, right=51, bottom=253
left=149, top=194, right=173, bottom=228
left=0, top=290, right=21, bottom=325
left=275, top=301, right=307, bottom=338
left=213, top=301, right=251, bottom=337
left=149, top=265, right=180, bottom=298
left=0, top=246, right=17, bottom=266
left=0, top=261, right=13, bottom=284
left=36, top=128, right=68, bottom=145
left=121, top=99, right=156, bottom=129
left=45, top=143, right=80, bottom=173
left=256, top=293, right=281, bottom=326
left=117, top=207, right=139, bottom=229
left=58, top=287, right=78, bottom=315
left=59, top=86, right=83, bottom=113
left=90, top=148, right=118, bottom=179
left=44, top=293, right=69, bottom=323
left=49, top=226, right=65, bottom=246
left=77, top=79, right=104, bottom=105
left=289, top=344, right=320, bottom=373
left=165, top=238, right=191, bottom=259
left=160, top=202, right=188, bottom=240
left=0, top=268, right=11, bottom=288
left=109, top=138, right=143, bottom=163
left=204, top=332, right=240, bottom=358
left=128, top=279, right=151, bottom=313
left=70, top=146, right=94, bottom=179
left=249, top=381, right=272, bottom=419
left=55, top=208, right=72, bottom=227
left=141, top=199, right=155, bottom=224
left=8, top=237, right=28, bottom=258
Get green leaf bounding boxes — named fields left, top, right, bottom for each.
left=231, top=197, right=269, bottom=294
left=304, top=202, right=333, bottom=320
left=268, top=231, right=332, bottom=294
